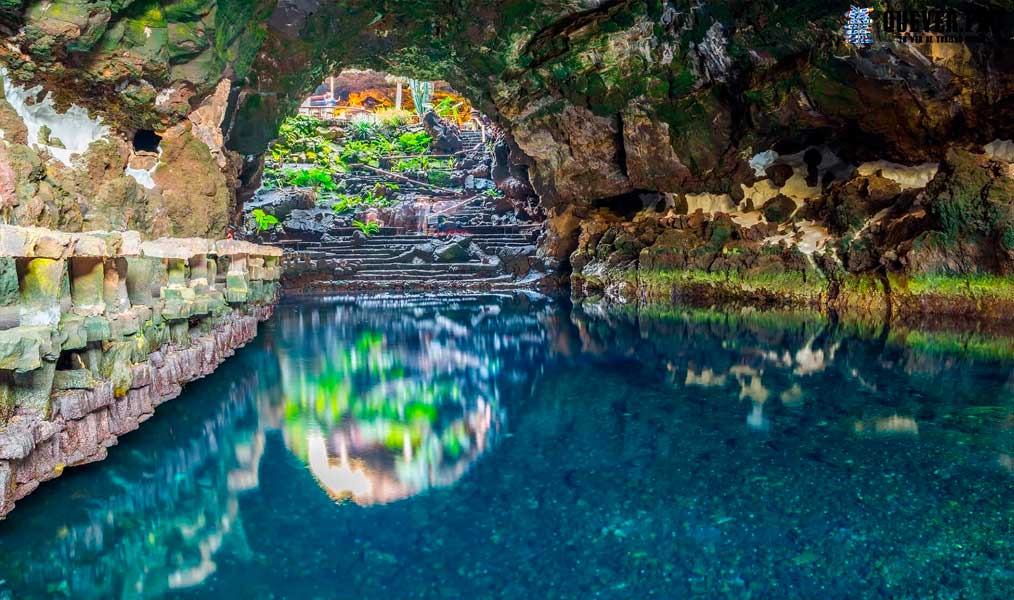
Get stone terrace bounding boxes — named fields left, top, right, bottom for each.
left=0, top=226, right=281, bottom=517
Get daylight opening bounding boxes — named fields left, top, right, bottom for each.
left=243, top=69, right=543, bottom=293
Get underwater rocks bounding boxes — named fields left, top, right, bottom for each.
left=0, top=226, right=282, bottom=517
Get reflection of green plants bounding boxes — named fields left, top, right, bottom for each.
left=483, top=188, right=504, bottom=199
left=396, top=131, right=432, bottom=154
left=352, top=220, right=381, bottom=236
left=252, top=209, right=280, bottom=231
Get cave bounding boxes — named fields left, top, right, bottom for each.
left=0, top=1, right=1013, bottom=596
left=131, top=129, right=162, bottom=153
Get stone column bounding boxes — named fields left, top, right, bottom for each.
left=19, top=257, right=66, bottom=327
left=125, top=257, right=157, bottom=307
left=70, top=257, right=105, bottom=316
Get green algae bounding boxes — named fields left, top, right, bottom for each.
left=638, top=267, right=828, bottom=304
left=894, top=273, right=1014, bottom=300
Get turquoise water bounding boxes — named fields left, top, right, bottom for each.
left=0, top=295, right=1011, bottom=599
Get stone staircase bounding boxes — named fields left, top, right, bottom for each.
left=257, top=126, right=541, bottom=294
left=273, top=226, right=540, bottom=293
left=459, top=130, right=485, bottom=148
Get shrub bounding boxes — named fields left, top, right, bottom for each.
left=434, top=96, right=465, bottom=124
left=352, top=219, right=381, bottom=236
left=376, top=108, right=414, bottom=128
left=428, top=171, right=454, bottom=187
left=330, top=184, right=398, bottom=214
left=286, top=167, right=337, bottom=190
left=252, top=209, right=281, bottom=231
left=393, top=156, right=454, bottom=172
left=269, top=115, right=340, bottom=168
left=347, top=118, right=378, bottom=141
left=340, top=138, right=393, bottom=167
left=396, top=131, right=432, bottom=154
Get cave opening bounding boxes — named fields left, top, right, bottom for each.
left=2, top=2, right=1014, bottom=593
left=132, top=129, right=162, bottom=153
left=242, top=68, right=543, bottom=293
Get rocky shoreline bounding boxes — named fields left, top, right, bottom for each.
left=0, top=227, right=280, bottom=518
left=568, top=146, right=1014, bottom=323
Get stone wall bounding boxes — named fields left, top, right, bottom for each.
left=0, top=227, right=282, bottom=518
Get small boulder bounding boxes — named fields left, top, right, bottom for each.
left=762, top=195, right=797, bottom=223
left=433, top=236, right=470, bottom=262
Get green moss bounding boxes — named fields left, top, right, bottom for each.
left=1002, top=227, right=1014, bottom=252
left=0, top=258, right=19, bottom=306
left=638, top=267, right=828, bottom=305
left=901, top=273, right=1014, bottom=299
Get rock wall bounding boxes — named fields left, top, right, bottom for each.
left=0, top=1, right=1012, bottom=316
left=0, top=227, right=282, bottom=517
left=569, top=144, right=1014, bottom=321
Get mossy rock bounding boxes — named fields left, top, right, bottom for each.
left=761, top=194, right=797, bottom=223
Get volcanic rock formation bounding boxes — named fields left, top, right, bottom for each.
left=0, top=1, right=1011, bottom=317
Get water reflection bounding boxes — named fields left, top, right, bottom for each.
left=570, top=305, right=1013, bottom=455
left=270, top=297, right=529, bottom=504
left=0, top=297, right=1010, bottom=599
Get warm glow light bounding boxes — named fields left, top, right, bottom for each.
left=307, top=434, right=374, bottom=501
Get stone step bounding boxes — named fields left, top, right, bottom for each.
left=353, top=262, right=499, bottom=272
left=306, top=236, right=533, bottom=248
left=345, top=272, right=514, bottom=282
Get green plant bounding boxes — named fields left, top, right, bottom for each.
left=393, top=156, right=455, bottom=172
left=376, top=108, right=413, bottom=128
left=428, top=171, right=454, bottom=187
left=352, top=219, right=381, bottom=236
left=268, top=115, right=341, bottom=169
left=285, top=167, right=338, bottom=190
left=340, top=138, right=394, bottom=167
left=252, top=209, right=281, bottom=231
left=331, top=194, right=362, bottom=214
left=330, top=184, right=399, bottom=214
left=433, top=96, right=464, bottom=123
left=483, top=188, right=504, bottom=199
left=396, top=131, right=432, bottom=154
left=408, top=79, right=433, bottom=117
left=347, top=119, right=378, bottom=141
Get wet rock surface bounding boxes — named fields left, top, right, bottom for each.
left=0, top=227, right=281, bottom=517
left=568, top=144, right=1014, bottom=321
left=1, top=1, right=1013, bottom=316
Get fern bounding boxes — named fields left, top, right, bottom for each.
left=352, top=219, right=381, bottom=236
left=396, top=131, right=432, bottom=154
left=252, top=209, right=281, bottom=231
